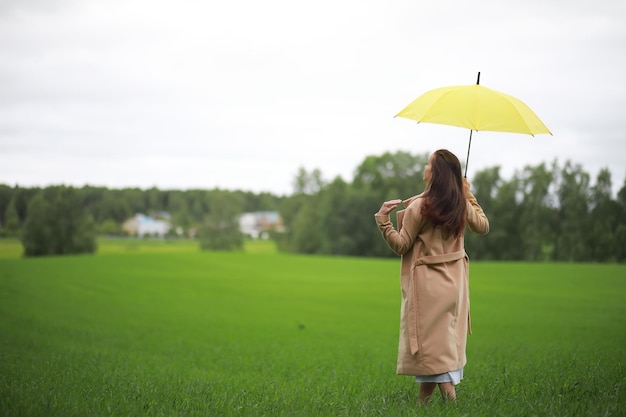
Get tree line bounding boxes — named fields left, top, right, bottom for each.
left=0, top=185, right=281, bottom=256
left=1, top=150, right=625, bottom=261
left=278, top=151, right=626, bottom=262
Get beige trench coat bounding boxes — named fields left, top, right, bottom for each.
left=375, top=191, right=489, bottom=376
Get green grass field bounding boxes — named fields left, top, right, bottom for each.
left=0, top=239, right=625, bottom=416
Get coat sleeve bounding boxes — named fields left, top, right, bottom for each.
left=375, top=201, right=425, bottom=256
left=466, top=191, right=489, bottom=235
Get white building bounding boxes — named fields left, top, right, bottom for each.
left=238, top=211, right=283, bottom=239
left=123, top=214, right=171, bottom=237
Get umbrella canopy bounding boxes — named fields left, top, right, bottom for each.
left=395, top=84, right=552, bottom=136
left=395, top=73, right=551, bottom=176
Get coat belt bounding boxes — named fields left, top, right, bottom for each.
left=408, top=250, right=467, bottom=355
left=414, top=250, right=467, bottom=266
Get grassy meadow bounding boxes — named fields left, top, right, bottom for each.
left=0, top=238, right=625, bottom=416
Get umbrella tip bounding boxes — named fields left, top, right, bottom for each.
left=476, top=72, right=481, bottom=85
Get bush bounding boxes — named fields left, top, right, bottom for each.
left=197, top=217, right=243, bottom=251
left=21, top=187, right=97, bottom=257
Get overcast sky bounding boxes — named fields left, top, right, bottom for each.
left=1, top=0, right=625, bottom=196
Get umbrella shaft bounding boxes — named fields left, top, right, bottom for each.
left=464, top=130, right=473, bottom=178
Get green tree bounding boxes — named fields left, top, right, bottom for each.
left=21, top=193, right=52, bottom=256
left=21, top=187, right=97, bottom=257
left=276, top=168, right=327, bottom=254
left=243, top=191, right=281, bottom=212
left=275, top=193, right=306, bottom=253
left=352, top=151, right=428, bottom=200
left=198, top=191, right=244, bottom=251
left=98, top=219, right=120, bottom=236
left=188, top=191, right=209, bottom=223
left=12, top=187, right=39, bottom=226
left=465, top=167, right=499, bottom=259
left=168, top=192, right=193, bottom=235
left=518, top=163, right=557, bottom=261
left=317, top=177, right=353, bottom=255
left=490, top=175, right=523, bottom=260
left=290, top=197, right=324, bottom=254
left=342, top=185, right=391, bottom=257
left=615, top=176, right=626, bottom=262
left=554, top=161, right=590, bottom=261
left=122, top=188, right=147, bottom=214
left=98, top=192, right=132, bottom=224
left=292, top=167, right=326, bottom=195
left=0, top=184, right=13, bottom=227
left=2, top=197, right=21, bottom=237
left=144, top=187, right=164, bottom=212
left=588, top=168, right=619, bottom=261
left=80, top=186, right=106, bottom=222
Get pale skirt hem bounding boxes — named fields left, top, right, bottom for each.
left=414, top=368, right=463, bottom=385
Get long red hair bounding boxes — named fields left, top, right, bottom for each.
left=421, top=150, right=466, bottom=239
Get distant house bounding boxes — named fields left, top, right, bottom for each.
left=122, top=213, right=171, bottom=238
left=238, top=211, right=283, bottom=239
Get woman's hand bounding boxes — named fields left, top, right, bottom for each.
left=463, top=178, right=471, bottom=197
left=377, top=199, right=402, bottom=216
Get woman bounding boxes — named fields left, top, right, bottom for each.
left=374, top=149, right=489, bottom=405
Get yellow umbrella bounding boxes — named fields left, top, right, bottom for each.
left=396, top=72, right=551, bottom=176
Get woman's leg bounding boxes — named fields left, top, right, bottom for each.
left=438, top=382, right=456, bottom=401
left=417, top=382, right=437, bottom=405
